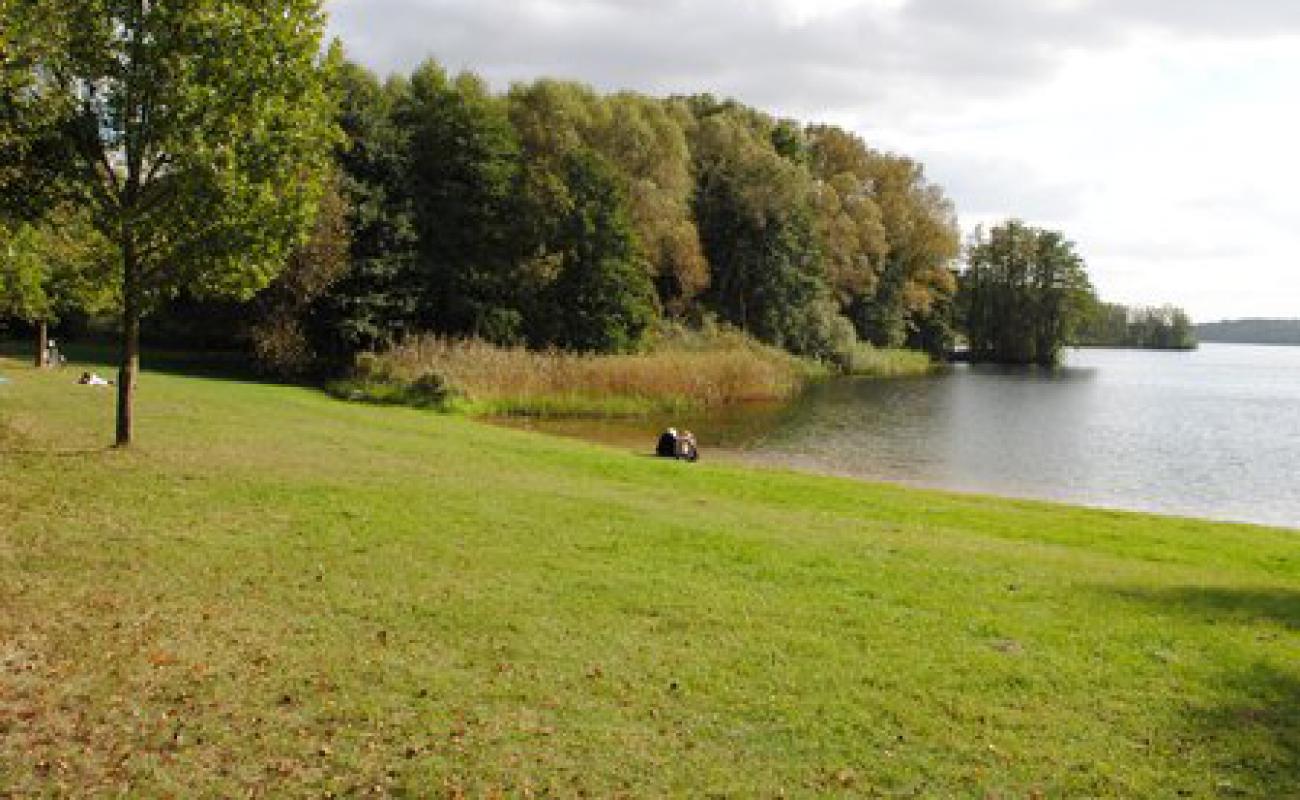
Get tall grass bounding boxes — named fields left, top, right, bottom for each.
left=840, top=341, right=936, bottom=377
left=331, top=329, right=820, bottom=417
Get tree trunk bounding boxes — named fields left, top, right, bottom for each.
left=115, top=243, right=140, bottom=447
left=115, top=310, right=139, bottom=447
left=35, top=320, right=48, bottom=368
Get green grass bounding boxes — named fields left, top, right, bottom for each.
left=2, top=351, right=1298, bottom=797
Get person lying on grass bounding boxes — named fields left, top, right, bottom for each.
left=77, top=372, right=112, bottom=386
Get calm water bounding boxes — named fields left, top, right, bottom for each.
left=499, top=344, right=1300, bottom=529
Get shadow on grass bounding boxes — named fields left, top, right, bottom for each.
left=2, top=339, right=324, bottom=457
left=0, top=338, right=317, bottom=389
left=1111, top=585, right=1300, bottom=793
left=1115, top=585, right=1300, bottom=630
left=1182, top=662, right=1300, bottom=795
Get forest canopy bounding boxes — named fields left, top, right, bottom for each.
left=124, top=60, right=961, bottom=376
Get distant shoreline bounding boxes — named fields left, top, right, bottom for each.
left=1196, top=318, right=1300, bottom=346
left=1070, top=344, right=1197, bottom=352
left=1196, top=339, right=1300, bottom=347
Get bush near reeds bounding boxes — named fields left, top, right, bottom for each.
left=332, top=327, right=818, bottom=417
left=839, top=341, right=936, bottom=377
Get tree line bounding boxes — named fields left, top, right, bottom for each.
left=1195, top=319, right=1299, bottom=346
left=3, top=50, right=966, bottom=382
left=256, top=63, right=967, bottom=377
left=1078, top=303, right=1196, bottom=350
left=0, top=0, right=1193, bottom=445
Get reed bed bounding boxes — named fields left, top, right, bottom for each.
left=335, top=333, right=816, bottom=417
left=840, top=342, right=936, bottom=377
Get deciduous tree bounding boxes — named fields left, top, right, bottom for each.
left=3, top=0, right=337, bottom=444
left=0, top=210, right=113, bottom=366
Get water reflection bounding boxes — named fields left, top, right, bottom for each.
left=492, top=345, right=1300, bottom=529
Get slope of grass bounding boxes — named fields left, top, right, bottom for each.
left=2, top=353, right=1298, bottom=797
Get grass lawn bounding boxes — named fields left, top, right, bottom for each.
left=1, top=350, right=1298, bottom=797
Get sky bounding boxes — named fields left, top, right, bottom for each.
left=326, top=0, right=1300, bottom=322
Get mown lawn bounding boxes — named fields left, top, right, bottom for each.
left=1, top=351, right=1298, bottom=797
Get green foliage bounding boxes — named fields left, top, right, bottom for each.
left=839, top=341, right=936, bottom=377
left=505, top=82, right=662, bottom=353
left=0, top=211, right=115, bottom=326
left=6, top=16, right=987, bottom=381
left=400, top=63, right=523, bottom=338
left=591, top=93, right=708, bottom=313
left=5, top=0, right=338, bottom=441
left=806, top=126, right=887, bottom=307
left=327, top=350, right=457, bottom=408
left=525, top=150, right=656, bottom=353
left=805, top=126, right=960, bottom=355
left=11, top=0, right=339, bottom=303
left=1079, top=302, right=1198, bottom=350
left=260, top=63, right=964, bottom=370
left=854, top=153, right=961, bottom=350
left=311, top=64, right=419, bottom=358
left=0, top=223, right=50, bottom=323
left=0, top=0, right=72, bottom=221
left=689, top=109, right=827, bottom=355
left=251, top=176, right=351, bottom=377
left=961, top=220, right=1096, bottom=366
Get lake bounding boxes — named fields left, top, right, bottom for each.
left=497, top=344, right=1300, bottom=529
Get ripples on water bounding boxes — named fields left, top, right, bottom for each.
left=497, top=344, right=1300, bottom=529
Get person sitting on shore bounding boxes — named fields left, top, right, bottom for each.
left=675, top=430, right=699, bottom=462
left=656, top=427, right=679, bottom=458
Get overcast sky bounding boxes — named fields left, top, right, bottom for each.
left=327, top=0, right=1300, bottom=322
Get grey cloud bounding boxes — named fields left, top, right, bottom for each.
left=326, top=0, right=1076, bottom=116
left=328, top=0, right=1300, bottom=120
left=1085, top=236, right=1253, bottom=264
left=1098, top=0, right=1300, bottom=37
left=918, top=151, right=1084, bottom=223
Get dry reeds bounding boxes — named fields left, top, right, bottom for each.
left=348, top=332, right=814, bottom=416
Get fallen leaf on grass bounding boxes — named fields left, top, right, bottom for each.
left=149, top=651, right=178, bottom=667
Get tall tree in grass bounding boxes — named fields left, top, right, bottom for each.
left=1, top=0, right=337, bottom=445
